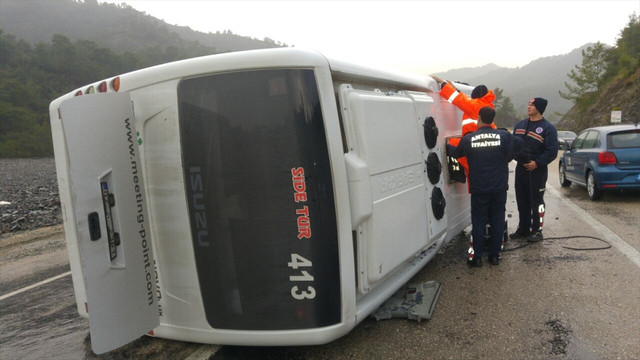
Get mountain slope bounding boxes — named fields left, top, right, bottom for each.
left=0, top=0, right=280, bottom=54
left=436, top=63, right=503, bottom=83
left=1, top=0, right=584, bottom=123
left=439, top=46, right=588, bottom=123
left=556, top=68, right=640, bottom=131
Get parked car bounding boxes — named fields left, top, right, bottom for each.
left=557, top=130, right=577, bottom=149
left=559, top=124, right=640, bottom=200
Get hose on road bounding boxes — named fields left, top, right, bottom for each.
left=502, top=235, right=612, bottom=252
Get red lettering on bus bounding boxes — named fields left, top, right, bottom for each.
left=292, top=167, right=306, bottom=195
left=292, top=167, right=311, bottom=239
left=296, top=206, right=311, bottom=239
left=297, top=227, right=312, bottom=239
left=296, top=206, right=309, bottom=216
left=294, top=192, right=307, bottom=202
left=293, top=181, right=306, bottom=193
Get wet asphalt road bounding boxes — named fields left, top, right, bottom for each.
left=1, top=158, right=639, bottom=360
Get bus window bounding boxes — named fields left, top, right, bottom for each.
left=178, top=69, right=341, bottom=330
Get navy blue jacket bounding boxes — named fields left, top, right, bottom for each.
left=512, top=117, right=558, bottom=167
left=447, top=126, right=520, bottom=194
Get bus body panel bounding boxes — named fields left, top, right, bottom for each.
left=339, top=86, right=430, bottom=289
left=402, top=91, right=449, bottom=244
left=49, top=48, right=470, bottom=350
left=132, top=79, right=210, bottom=331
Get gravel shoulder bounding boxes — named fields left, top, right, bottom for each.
left=1, top=158, right=62, bottom=234
left=1, top=158, right=66, bottom=294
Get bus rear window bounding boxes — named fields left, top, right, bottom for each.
left=178, top=69, right=340, bottom=331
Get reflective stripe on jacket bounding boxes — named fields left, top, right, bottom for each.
left=440, top=82, right=497, bottom=135
left=441, top=82, right=497, bottom=192
left=512, top=117, right=559, bottom=167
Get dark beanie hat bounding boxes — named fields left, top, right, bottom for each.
left=531, top=97, right=548, bottom=114
left=471, top=85, right=488, bottom=99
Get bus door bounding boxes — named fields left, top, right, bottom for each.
left=58, top=93, right=159, bottom=354
left=338, top=85, right=430, bottom=294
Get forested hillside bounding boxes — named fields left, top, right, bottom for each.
left=559, top=68, right=639, bottom=131
left=0, top=0, right=283, bottom=158
left=0, top=31, right=156, bottom=157
left=439, top=46, right=587, bottom=125
left=556, top=14, right=639, bottom=131
left=0, top=0, right=636, bottom=157
left=0, top=0, right=281, bottom=54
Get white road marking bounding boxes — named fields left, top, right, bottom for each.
left=547, top=185, right=640, bottom=268
left=0, top=271, right=72, bottom=301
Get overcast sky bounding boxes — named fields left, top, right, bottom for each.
left=100, top=0, right=638, bottom=74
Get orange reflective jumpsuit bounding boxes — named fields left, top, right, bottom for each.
left=441, top=82, right=499, bottom=262
left=441, top=82, right=497, bottom=189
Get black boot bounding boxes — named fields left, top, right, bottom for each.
left=509, top=228, right=530, bottom=240
left=527, top=231, right=543, bottom=243
left=467, top=258, right=483, bottom=267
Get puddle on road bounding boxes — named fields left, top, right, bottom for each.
left=544, top=318, right=572, bottom=356
left=520, top=253, right=589, bottom=269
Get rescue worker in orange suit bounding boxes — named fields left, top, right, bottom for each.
left=431, top=75, right=500, bottom=262
left=430, top=75, right=497, bottom=189
left=447, top=107, right=522, bottom=266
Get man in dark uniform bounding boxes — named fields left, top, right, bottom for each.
left=447, top=107, right=520, bottom=266
left=510, top=97, right=558, bottom=243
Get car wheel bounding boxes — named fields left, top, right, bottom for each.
left=587, top=171, right=601, bottom=201
left=559, top=163, right=571, bottom=187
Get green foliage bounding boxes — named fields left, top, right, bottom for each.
left=0, top=0, right=281, bottom=158
left=560, top=13, right=639, bottom=115
left=559, top=42, right=611, bottom=105
left=0, top=30, right=216, bottom=158
left=606, top=13, right=640, bottom=79
left=493, top=87, right=519, bottom=128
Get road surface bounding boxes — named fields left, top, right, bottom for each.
left=1, top=158, right=639, bottom=360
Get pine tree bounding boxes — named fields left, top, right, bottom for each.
left=559, top=42, right=612, bottom=102
left=493, top=87, right=518, bottom=128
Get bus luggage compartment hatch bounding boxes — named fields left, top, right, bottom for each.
left=372, top=280, right=442, bottom=322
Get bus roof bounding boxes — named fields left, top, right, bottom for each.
left=52, top=47, right=459, bottom=107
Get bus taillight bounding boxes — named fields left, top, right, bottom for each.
left=111, top=77, right=120, bottom=92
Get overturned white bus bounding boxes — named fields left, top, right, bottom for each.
left=49, top=48, right=471, bottom=354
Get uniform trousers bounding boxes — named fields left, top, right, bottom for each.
left=470, top=190, right=507, bottom=259
left=515, top=165, right=548, bottom=234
